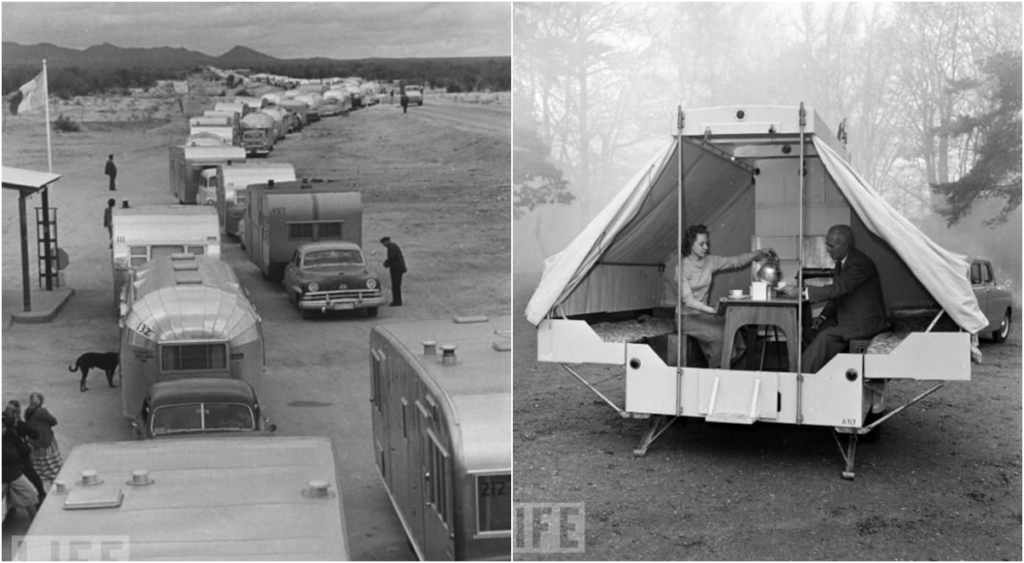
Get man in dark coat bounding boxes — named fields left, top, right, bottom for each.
left=381, top=236, right=407, bottom=306
left=400, top=90, right=409, bottom=114
left=105, top=154, right=118, bottom=191
left=782, top=224, right=888, bottom=373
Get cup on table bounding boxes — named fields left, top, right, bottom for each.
left=729, top=289, right=744, bottom=298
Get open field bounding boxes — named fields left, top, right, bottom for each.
left=2, top=80, right=510, bottom=559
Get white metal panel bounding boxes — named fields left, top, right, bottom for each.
left=624, top=343, right=677, bottom=415
left=536, top=319, right=625, bottom=365
left=797, top=355, right=865, bottom=427
left=696, top=370, right=779, bottom=421
left=864, top=332, right=971, bottom=381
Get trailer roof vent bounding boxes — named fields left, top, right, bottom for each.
left=422, top=341, right=437, bottom=356
left=127, top=469, right=154, bottom=487
left=440, top=344, right=458, bottom=366
left=302, top=480, right=336, bottom=499
left=175, top=271, right=203, bottom=285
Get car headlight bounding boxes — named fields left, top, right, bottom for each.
left=366, top=279, right=377, bottom=289
left=307, top=281, right=319, bottom=292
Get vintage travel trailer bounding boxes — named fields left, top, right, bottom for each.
left=242, top=180, right=362, bottom=281
left=526, top=105, right=987, bottom=478
left=110, top=205, right=220, bottom=310
left=16, top=437, right=349, bottom=560
left=196, top=161, right=296, bottom=236
left=168, top=143, right=246, bottom=204
left=119, top=254, right=263, bottom=420
left=370, top=316, right=511, bottom=560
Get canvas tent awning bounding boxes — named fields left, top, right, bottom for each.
left=525, top=115, right=988, bottom=335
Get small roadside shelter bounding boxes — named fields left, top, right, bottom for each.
left=2, top=167, right=62, bottom=312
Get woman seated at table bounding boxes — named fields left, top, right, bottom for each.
left=673, top=224, right=774, bottom=368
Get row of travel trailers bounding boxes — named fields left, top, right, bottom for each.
left=18, top=312, right=512, bottom=560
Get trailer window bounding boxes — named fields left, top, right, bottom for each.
left=129, top=246, right=149, bottom=267
left=476, top=473, right=511, bottom=533
left=289, top=223, right=315, bottom=240
left=161, top=343, right=228, bottom=372
left=318, top=222, right=343, bottom=239
left=428, top=434, right=451, bottom=526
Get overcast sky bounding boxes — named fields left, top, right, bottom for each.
left=1, top=2, right=511, bottom=59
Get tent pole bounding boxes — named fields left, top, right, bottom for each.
left=796, top=102, right=807, bottom=425
left=676, top=105, right=684, bottom=416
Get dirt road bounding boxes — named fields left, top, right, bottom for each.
left=512, top=274, right=1022, bottom=561
left=1, top=89, right=510, bottom=560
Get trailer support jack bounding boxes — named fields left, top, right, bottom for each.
left=833, top=430, right=858, bottom=480
left=833, top=382, right=945, bottom=480
left=633, top=415, right=678, bottom=457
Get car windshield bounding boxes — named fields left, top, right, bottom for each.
left=303, top=249, right=363, bottom=267
left=151, top=403, right=255, bottom=435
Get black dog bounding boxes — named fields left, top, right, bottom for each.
left=69, top=352, right=119, bottom=392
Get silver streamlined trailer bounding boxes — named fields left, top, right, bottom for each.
left=242, top=180, right=362, bottom=281
left=16, top=437, right=349, bottom=560
left=110, top=205, right=220, bottom=311
left=526, top=104, right=986, bottom=479
left=370, top=316, right=511, bottom=560
left=119, top=253, right=264, bottom=420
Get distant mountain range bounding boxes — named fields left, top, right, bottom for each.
left=1, top=41, right=501, bottom=69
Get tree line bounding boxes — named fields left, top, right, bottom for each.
left=3, top=56, right=511, bottom=100
left=513, top=3, right=1021, bottom=230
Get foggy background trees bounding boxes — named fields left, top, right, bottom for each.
left=513, top=2, right=1021, bottom=293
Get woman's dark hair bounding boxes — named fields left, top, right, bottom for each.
left=682, top=224, right=709, bottom=257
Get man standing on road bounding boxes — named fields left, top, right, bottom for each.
left=381, top=236, right=407, bottom=306
left=105, top=154, right=118, bottom=191
left=400, top=89, right=409, bottom=114
left=103, top=198, right=116, bottom=240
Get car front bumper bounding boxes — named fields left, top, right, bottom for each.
left=297, top=290, right=386, bottom=311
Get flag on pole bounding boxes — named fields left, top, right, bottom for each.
left=9, top=70, right=46, bottom=116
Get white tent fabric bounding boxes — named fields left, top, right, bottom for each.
left=526, top=135, right=988, bottom=335
left=812, top=137, right=987, bottom=334
left=525, top=141, right=676, bottom=325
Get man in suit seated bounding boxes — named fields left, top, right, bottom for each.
left=780, top=224, right=889, bottom=373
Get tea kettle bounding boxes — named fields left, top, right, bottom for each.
left=755, top=250, right=782, bottom=287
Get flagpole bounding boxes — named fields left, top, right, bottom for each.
left=44, top=59, right=53, bottom=173
left=41, top=59, right=56, bottom=289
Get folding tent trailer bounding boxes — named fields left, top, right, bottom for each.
left=526, top=105, right=987, bottom=479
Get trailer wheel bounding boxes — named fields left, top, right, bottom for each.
left=992, top=308, right=1011, bottom=343
left=366, top=307, right=378, bottom=318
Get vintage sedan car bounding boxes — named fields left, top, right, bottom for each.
left=283, top=241, right=386, bottom=318
left=970, top=257, right=1014, bottom=343
left=133, top=379, right=276, bottom=440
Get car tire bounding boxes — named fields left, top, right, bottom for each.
left=992, top=308, right=1012, bottom=343
left=300, top=308, right=315, bottom=320
left=366, top=307, right=378, bottom=318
